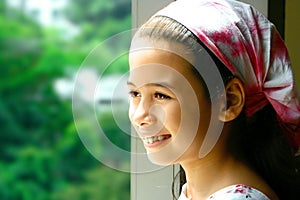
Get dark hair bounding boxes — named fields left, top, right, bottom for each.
left=134, top=16, right=300, bottom=199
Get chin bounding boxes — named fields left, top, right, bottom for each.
left=147, top=151, right=180, bottom=166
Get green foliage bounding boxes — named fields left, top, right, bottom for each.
left=64, top=0, right=130, bottom=25
left=0, top=8, right=42, bottom=92
left=51, top=166, right=130, bottom=200
left=98, top=109, right=131, bottom=152
left=103, top=52, right=130, bottom=75
left=0, top=0, right=131, bottom=199
left=0, top=145, right=59, bottom=200
left=65, top=0, right=131, bottom=50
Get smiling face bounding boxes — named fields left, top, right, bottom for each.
left=128, top=46, right=212, bottom=165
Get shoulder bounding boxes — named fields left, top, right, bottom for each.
left=208, top=184, right=271, bottom=200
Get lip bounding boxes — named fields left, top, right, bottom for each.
left=142, top=134, right=171, bottom=148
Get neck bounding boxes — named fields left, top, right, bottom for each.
left=180, top=151, right=248, bottom=200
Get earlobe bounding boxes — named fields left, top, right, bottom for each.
left=219, top=78, right=245, bottom=122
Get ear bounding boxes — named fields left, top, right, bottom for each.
left=219, top=78, right=245, bottom=122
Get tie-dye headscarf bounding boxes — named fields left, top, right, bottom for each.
left=153, top=0, right=300, bottom=151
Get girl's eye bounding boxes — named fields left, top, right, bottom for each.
left=129, top=90, right=141, bottom=98
left=154, top=92, right=171, bottom=100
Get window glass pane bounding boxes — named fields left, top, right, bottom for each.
left=0, top=0, right=131, bottom=199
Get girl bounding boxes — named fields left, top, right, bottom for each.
left=128, top=0, right=300, bottom=199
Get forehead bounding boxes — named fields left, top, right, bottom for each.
left=130, top=37, right=195, bottom=65
left=128, top=49, right=194, bottom=87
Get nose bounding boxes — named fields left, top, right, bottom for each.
left=130, top=98, right=156, bottom=127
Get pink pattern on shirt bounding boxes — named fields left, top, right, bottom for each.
left=178, top=184, right=270, bottom=200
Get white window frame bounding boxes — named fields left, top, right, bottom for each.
left=130, top=2, right=177, bottom=199
left=130, top=1, right=268, bottom=200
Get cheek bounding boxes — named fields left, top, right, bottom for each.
left=163, top=103, right=181, bottom=132
left=128, top=101, right=136, bottom=122
left=170, top=94, right=203, bottom=146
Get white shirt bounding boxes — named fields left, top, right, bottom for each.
left=179, top=184, right=271, bottom=200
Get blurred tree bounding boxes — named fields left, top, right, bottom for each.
left=51, top=166, right=130, bottom=200
left=0, top=0, right=131, bottom=199
left=64, top=0, right=131, bottom=49
left=0, top=3, right=96, bottom=199
left=0, top=4, right=43, bottom=160
left=64, top=0, right=130, bottom=27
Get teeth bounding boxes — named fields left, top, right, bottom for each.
left=148, top=137, right=154, bottom=144
left=143, top=135, right=168, bottom=144
left=157, top=136, right=163, bottom=141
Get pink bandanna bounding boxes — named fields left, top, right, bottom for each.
left=154, top=0, right=300, bottom=151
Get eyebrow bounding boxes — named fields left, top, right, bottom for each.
left=127, top=81, right=175, bottom=89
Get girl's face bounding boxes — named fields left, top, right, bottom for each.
left=128, top=47, right=212, bottom=165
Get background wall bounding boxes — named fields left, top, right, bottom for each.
left=285, top=0, right=300, bottom=91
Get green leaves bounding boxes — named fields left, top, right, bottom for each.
left=0, top=0, right=131, bottom=199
